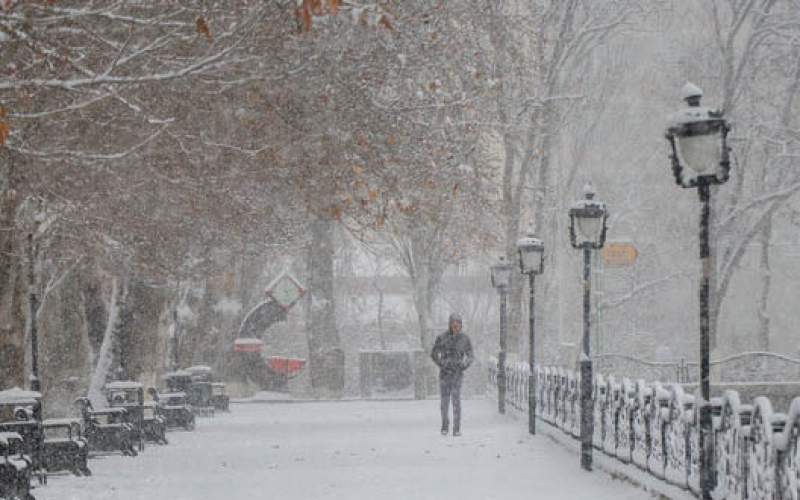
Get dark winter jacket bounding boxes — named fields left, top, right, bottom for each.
left=431, top=330, right=474, bottom=376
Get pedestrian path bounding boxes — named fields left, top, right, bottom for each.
left=38, top=398, right=662, bottom=500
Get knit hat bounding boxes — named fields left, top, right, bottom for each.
left=449, top=313, right=462, bottom=323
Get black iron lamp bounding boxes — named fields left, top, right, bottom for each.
left=664, top=82, right=731, bottom=500
left=490, top=256, right=512, bottom=290
left=516, top=234, right=544, bottom=435
left=568, top=183, right=608, bottom=472
left=569, top=183, right=608, bottom=250
left=666, top=82, right=731, bottom=189
left=490, top=256, right=512, bottom=414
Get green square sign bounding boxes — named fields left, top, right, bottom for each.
left=266, top=271, right=306, bottom=311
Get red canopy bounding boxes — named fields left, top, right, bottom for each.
left=234, top=338, right=264, bottom=353
left=267, top=357, right=306, bottom=376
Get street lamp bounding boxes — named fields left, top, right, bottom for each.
left=568, top=183, right=608, bottom=471
left=665, top=82, right=730, bottom=500
left=517, top=234, right=544, bottom=435
left=26, top=233, right=40, bottom=392
left=490, top=255, right=512, bottom=414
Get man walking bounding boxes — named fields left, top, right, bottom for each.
left=431, top=313, right=473, bottom=436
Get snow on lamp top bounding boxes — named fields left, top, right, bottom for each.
left=681, top=82, right=703, bottom=103
left=666, top=82, right=731, bottom=187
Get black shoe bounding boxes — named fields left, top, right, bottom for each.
left=453, top=431, right=461, bottom=437
left=441, top=429, right=448, bottom=436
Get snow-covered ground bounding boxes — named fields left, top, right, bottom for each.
left=37, top=399, right=662, bottom=500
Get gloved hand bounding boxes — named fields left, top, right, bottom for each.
left=442, top=360, right=459, bottom=373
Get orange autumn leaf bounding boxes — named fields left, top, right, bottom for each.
left=379, top=15, right=394, bottom=31
left=386, top=135, right=397, bottom=146
left=0, top=122, right=10, bottom=146
left=307, top=0, right=323, bottom=16
left=196, top=17, right=212, bottom=40
left=356, top=132, right=369, bottom=150
left=368, top=190, right=379, bottom=202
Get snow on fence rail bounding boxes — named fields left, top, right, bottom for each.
left=487, top=358, right=800, bottom=500
left=593, top=351, right=800, bottom=384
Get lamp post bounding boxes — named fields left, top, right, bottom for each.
left=569, top=183, right=608, bottom=471
left=665, top=82, right=731, bottom=500
left=27, top=232, right=40, bottom=392
left=171, top=305, right=181, bottom=371
left=517, top=234, right=544, bottom=435
left=490, top=256, right=512, bottom=415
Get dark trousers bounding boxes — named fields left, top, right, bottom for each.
left=440, top=373, right=463, bottom=432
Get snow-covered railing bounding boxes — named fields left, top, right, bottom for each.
left=487, top=358, right=800, bottom=500
left=593, top=351, right=800, bottom=384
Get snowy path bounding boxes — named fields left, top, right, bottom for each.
left=37, top=399, right=657, bottom=500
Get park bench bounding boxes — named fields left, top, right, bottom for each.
left=41, top=418, right=90, bottom=477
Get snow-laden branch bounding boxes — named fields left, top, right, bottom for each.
left=36, top=257, right=84, bottom=323
left=717, top=179, right=800, bottom=231
left=8, top=123, right=170, bottom=161
left=24, top=5, right=191, bottom=28
left=0, top=45, right=236, bottom=91
left=597, top=271, right=691, bottom=311
left=10, top=93, right=114, bottom=119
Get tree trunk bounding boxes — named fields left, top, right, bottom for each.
left=88, top=276, right=123, bottom=406
left=0, top=188, right=24, bottom=389
left=411, top=270, right=436, bottom=397
left=756, top=216, right=772, bottom=351
left=376, top=286, right=385, bottom=350
left=305, top=217, right=343, bottom=397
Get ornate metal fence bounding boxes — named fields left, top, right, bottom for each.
left=488, top=358, right=800, bottom=499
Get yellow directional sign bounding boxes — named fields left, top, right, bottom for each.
left=602, top=242, right=638, bottom=267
